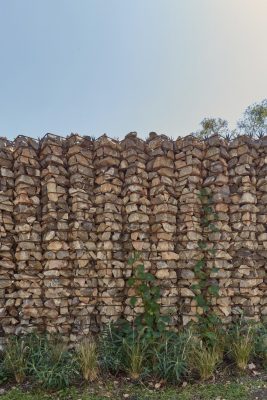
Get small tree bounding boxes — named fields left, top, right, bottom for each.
left=238, top=99, right=267, bottom=138
left=194, top=117, right=233, bottom=140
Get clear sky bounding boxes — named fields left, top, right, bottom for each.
left=0, top=0, right=266, bottom=140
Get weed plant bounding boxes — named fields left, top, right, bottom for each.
left=4, top=336, right=29, bottom=384
left=27, top=333, right=78, bottom=389
left=228, top=323, right=254, bottom=371
left=76, top=336, right=99, bottom=382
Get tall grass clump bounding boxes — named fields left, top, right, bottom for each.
left=228, top=323, right=254, bottom=371
left=123, top=334, right=148, bottom=380
left=27, top=334, right=78, bottom=389
left=76, top=336, right=99, bottom=382
left=254, top=323, right=267, bottom=369
left=187, top=337, right=221, bottom=381
left=99, top=321, right=125, bottom=375
left=3, top=336, right=29, bottom=384
left=153, top=330, right=192, bottom=384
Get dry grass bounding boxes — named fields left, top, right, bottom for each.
left=123, top=338, right=147, bottom=380
left=76, top=336, right=99, bottom=382
left=229, top=325, right=254, bottom=370
left=187, top=340, right=221, bottom=381
left=4, top=336, right=29, bottom=384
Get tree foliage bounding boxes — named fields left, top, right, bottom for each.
left=194, top=99, right=267, bottom=140
left=238, top=99, right=267, bottom=138
left=194, top=117, right=233, bottom=140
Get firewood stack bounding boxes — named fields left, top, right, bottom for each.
left=0, top=138, right=15, bottom=334
left=255, top=137, right=267, bottom=322
left=40, top=134, right=72, bottom=334
left=66, top=134, right=98, bottom=339
left=13, top=136, right=43, bottom=333
left=121, top=132, right=151, bottom=320
left=94, top=135, right=124, bottom=325
left=0, top=132, right=267, bottom=336
left=229, top=136, right=260, bottom=321
left=147, top=133, right=178, bottom=326
left=175, top=136, right=204, bottom=325
left=203, top=135, right=232, bottom=322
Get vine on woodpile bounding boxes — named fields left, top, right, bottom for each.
left=191, top=188, right=221, bottom=332
left=128, top=252, right=170, bottom=340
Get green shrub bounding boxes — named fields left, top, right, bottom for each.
left=99, top=322, right=193, bottom=383
left=190, top=320, right=226, bottom=361
left=187, top=338, right=221, bottom=381
left=122, top=333, right=148, bottom=380
left=0, top=346, right=9, bottom=384
left=27, top=334, right=78, bottom=389
left=99, top=321, right=150, bottom=378
left=254, top=323, right=267, bottom=369
left=127, top=252, right=170, bottom=341
left=99, top=321, right=125, bottom=375
left=152, top=330, right=191, bottom=384
left=4, top=336, right=29, bottom=384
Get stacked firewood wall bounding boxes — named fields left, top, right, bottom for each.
left=175, top=136, right=204, bottom=325
left=13, top=137, right=43, bottom=333
left=67, top=134, right=98, bottom=338
left=0, top=132, right=267, bottom=337
left=0, top=139, right=15, bottom=334
left=40, top=134, right=71, bottom=334
left=94, top=136, right=124, bottom=325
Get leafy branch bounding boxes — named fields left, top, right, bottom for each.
left=128, top=253, right=169, bottom=340
left=192, top=188, right=221, bottom=330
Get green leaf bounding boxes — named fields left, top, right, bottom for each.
left=143, top=272, right=155, bottom=282
left=151, top=286, right=160, bottom=297
left=199, top=188, right=208, bottom=197
left=208, top=285, right=219, bottom=296
left=211, top=267, right=219, bottom=273
left=203, top=206, right=213, bottom=214
left=210, top=223, right=219, bottom=232
left=128, top=257, right=135, bottom=266
left=139, top=283, right=149, bottom=294
left=127, top=277, right=135, bottom=287
left=198, top=240, right=207, bottom=249
left=194, top=259, right=205, bottom=272
left=214, top=213, right=219, bottom=221
left=136, top=264, right=145, bottom=278
left=197, top=271, right=207, bottom=280
left=209, top=248, right=216, bottom=255
left=130, top=296, right=137, bottom=307
left=144, top=314, right=154, bottom=328
left=195, top=294, right=207, bottom=307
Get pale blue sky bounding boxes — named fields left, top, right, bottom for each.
left=0, top=0, right=266, bottom=140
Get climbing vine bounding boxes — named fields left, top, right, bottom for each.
left=191, top=187, right=221, bottom=331
left=128, top=252, right=169, bottom=340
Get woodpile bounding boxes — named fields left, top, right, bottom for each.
left=121, top=132, right=150, bottom=320
left=13, top=136, right=42, bottom=333
left=256, top=137, right=267, bottom=323
left=229, top=136, right=260, bottom=321
left=203, top=135, right=232, bottom=322
left=0, top=132, right=267, bottom=337
left=67, top=134, right=98, bottom=339
left=0, top=138, right=15, bottom=334
left=175, top=136, right=204, bottom=325
left=147, top=133, right=178, bottom=325
left=94, top=135, right=124, bottom=325
left=40, top=134, right=71, bottom=334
